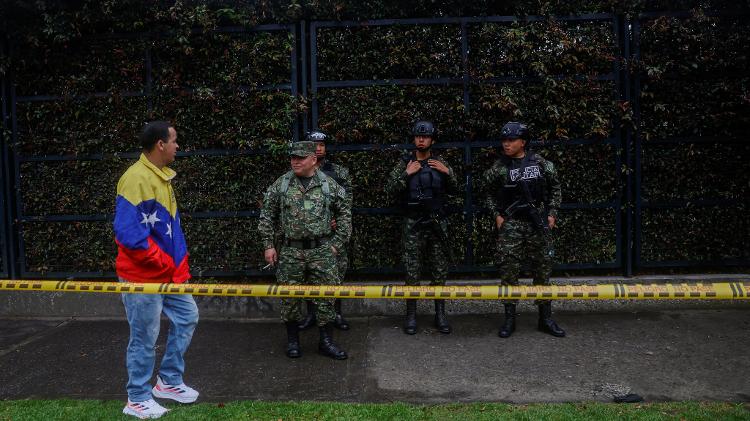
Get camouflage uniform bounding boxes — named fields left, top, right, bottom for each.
left=320, top=161, right=352, bottom=276
left=385, top=153, right=458, bottom=285
left=481, top=153, right=562, bottom=299
left=258, top=167, right=351, bottom=326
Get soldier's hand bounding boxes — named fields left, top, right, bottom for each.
left=548, top=215, right=557, bottom=229
left=331, top=218, right=337, bottom=230
left=496, top=215, right=505, bottom=229
left=428, top=159, right=449, bottom=174
left=331, top=246, right=338, bottom=255
left=264, top=247, right=278, bottom=265
left=405, top=160, right=421, bottom=176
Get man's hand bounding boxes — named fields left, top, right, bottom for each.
left=264, top=247, right=278, bottom=265
left=496, top=215, right=505, bottom=229
left=428, top=159, right=449, bottom=174
left=405, top=160, right=422, bottom=176
left=331, top=246, right=338, bottom=255
left=330, top=218, right=337, bottom=231
left=548, top=215, right=557, bottom=229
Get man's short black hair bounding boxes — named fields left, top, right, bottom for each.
left=140, top=121, right=174, bottom=151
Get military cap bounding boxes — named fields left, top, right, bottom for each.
left=289, top=141, right=318, bottom=157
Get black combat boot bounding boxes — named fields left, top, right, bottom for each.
left=285, top=321, right=301, bottom=358
left=333, top=299, right=350, bottom=330
left=404, top=299, right=417, bottom=335
left=318, top=324, right=348, bottom=360
left=434, top=300, right=451, bottom=334
left=537, top=301, right=565, bottom=337
left=297, top=300, right=317, bottom=330
left=498, top=303, right=516, bottom=338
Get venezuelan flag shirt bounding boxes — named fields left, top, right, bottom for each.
left=113, top=154, right=190, bottom=283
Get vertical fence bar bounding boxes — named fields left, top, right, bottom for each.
left=9, top=83, right=25, bottom=276
left=300, top=20, right=309, bottom=135
left=290, top=23, right=300, bottom=142
left=309, top=22, right=319, bottom=129
left=460, top=19, right=474, bottom=267
left=615, top=14, right=634, bottom=277
left=631, top=17, right=643, bottom=272
left=0, top=32, right=11, bottom=278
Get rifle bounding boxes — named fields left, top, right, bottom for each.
left=517, top=153, right=550, bottom=236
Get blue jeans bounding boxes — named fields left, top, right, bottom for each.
left=121, top=282, right=199, bottom=402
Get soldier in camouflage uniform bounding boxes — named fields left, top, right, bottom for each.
left=298, top=130, right=352, bottom=331
left=258, top=141, right=352, bottom=360
left=481, top=121, right=565, bottom=338
left=385, top=120, right=458, bottom=335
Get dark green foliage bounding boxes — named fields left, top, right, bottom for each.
left=154, top=91, right=296, bottom=151
left=22, top=222, right=115, bottom=273
left=3, top=0, right=749, bottom=276
left=350, top=215, right=401, bottom=269
left=472, top=208, right=617, bottom=267
left=469, top=21, right=616, bottom=79
left=641, top=144, right=750, bottom=202
left=16, top=97, right=148, bottom=155
left=19, top=160, right=126, bottom=216
left=152, top=32, right=293, bottom=90
left=317, top=25, right=462, bottom=81
left=641, top=206, right=749, bottom=262
left=181, top=216, right=265, bottom=275
left=14, top=40, right=145, bottom=97
left=317, top=86, right=466, bottom=143
left=172, top=154, right=289, bottom=212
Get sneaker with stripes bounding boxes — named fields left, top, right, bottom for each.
left=122, top=399, right=169, bottom=419
left=152, top=375, right=199, bottom=403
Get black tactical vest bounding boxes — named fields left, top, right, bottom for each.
left=498, top=153, right=546, bottom=213
left=405, top=154, right=446, bottom=214
left=320, top=161, right=344, bottom=188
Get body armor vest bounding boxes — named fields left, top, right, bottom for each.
left=405, top=154, right=446, bottom=214
left=498, top=153, right=546, bottom=217
left=320, top=161, right=345, bottom=188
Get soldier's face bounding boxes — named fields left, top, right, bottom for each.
left=291, top=154, right=317, bottom=177
left=414, top=135, right=433, bottom=151
left=315, top=142, right=326, bottom=159
left=502, top=138, right=525, bottom=158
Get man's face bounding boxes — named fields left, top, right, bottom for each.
left=501, top=138, right=525, bottom=157
left=315, top=142, right=326, bottom=159
left=291, top=154, right=317, bottom=176
left=414, top=135, right=433, bottom=151
left=159, top=127, right=179, bottom=165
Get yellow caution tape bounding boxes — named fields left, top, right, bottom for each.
left=0, top=280, right=748, bottom=300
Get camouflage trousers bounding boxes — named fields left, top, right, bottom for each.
left=401, top=217, right=449, bottom=286
left=336, top=247, right=348, bottom=278
left=495, top=219, right=554, bottom=304
left=276, top=244, right=340, bottom=325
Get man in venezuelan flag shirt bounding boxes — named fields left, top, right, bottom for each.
left=114, top=121, right=199, bottom=419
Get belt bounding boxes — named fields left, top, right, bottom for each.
left=284, top=237, right=328, bottom=250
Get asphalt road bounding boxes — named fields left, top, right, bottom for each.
left=1, top=308, right=748, bottom=403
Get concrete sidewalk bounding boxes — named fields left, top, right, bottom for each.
left=1, top=307, right=748, bottom=403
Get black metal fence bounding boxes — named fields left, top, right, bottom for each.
left=0, top=12, right=747, bottom=279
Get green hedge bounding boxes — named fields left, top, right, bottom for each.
left=3, top=0, right=749, bottom=276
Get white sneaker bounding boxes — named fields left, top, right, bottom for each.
left=152, top=375, right=199, bottom=403
left=122, top=399, right=169, bottom=419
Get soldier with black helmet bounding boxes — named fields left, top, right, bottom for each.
left=385, top=120, right=458, bottom=335
left=481, top=121, right=565, bottom=338
left=297, top=130, right=352, bottom=332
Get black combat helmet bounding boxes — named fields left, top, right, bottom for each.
left=500, top=121, right=529, bottom=141
left=305, top=130, right=328, bottom=143
left=412, top=120, right=436, bottom=137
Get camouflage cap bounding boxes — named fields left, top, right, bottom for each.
left=288, top=141, right=318, bottom=157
